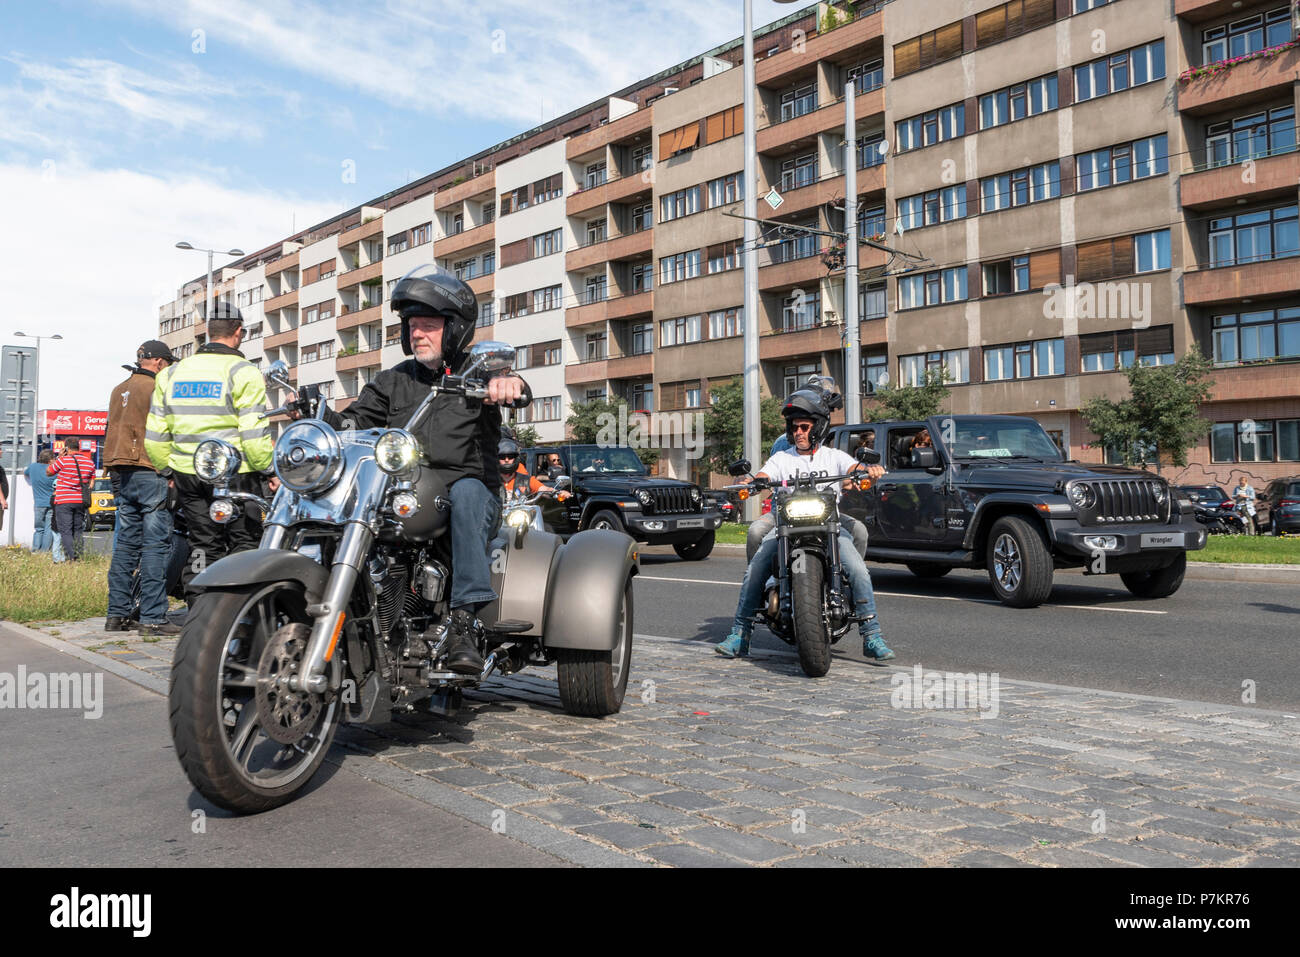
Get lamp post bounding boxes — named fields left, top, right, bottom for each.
left=175, top=242, right=245, bottom=324
left=11, top=331, right=62, bottom=546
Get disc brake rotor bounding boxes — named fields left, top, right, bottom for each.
left=255, top=623, right=323, bottom=745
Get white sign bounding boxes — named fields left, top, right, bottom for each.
left=765, top=188, right=784, bottom=210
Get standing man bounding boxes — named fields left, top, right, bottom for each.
left=24, top=450, right=57, bottom=551
left=104, top=340, right=177, bottom=634
left=48, top=438, right=95, bottom=560
left=0, top=461, right=7, bottom=532
left=146, top=303, right=275, bottom=602
left=1233, top=475, right=1257, bottom=535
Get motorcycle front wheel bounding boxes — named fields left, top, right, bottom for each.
left=169, top=582, right=342, bottom=814
left=790, top=555, right=832, bottom=678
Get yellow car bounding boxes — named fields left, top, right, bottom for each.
left=88, top=477, right=117, bottom=529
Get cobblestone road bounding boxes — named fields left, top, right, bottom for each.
left=13, top=616, right=1300, bottom=867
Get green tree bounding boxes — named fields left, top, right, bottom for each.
left=511, top=424, right=540, bottom=449
left=1080, top=349, right=1216, bottom=471
left=701, top=377, right=785, bottom=476
left=864, top=366, right=951, bottom=422
left=565, top=397, right=660, bottom=467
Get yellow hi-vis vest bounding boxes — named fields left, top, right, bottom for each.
left=145, top=349, right=274, bottom=475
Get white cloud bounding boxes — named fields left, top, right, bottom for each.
left=0, top=160, right=336, bottom=410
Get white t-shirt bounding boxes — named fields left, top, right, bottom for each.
left=758, top=445, right=862, bottom=499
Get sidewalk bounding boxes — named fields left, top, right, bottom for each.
left=6, top=615, right=1299, bottom=867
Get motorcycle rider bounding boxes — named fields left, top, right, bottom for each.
left=716, top=386, right=894, bottom=662
left=312, top=265, right=532, bottom=676
left=498, top=437, right=570, bottom=501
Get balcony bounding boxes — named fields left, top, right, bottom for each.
left=264, top=327, right=298, bottom=349
left=566, top=107, right=653, bottom=161
left=467, top=273, right=495, bottom=297
left=336, top=259, right=384, bottom=290
left=566, top=290, right=653, bottom=328
left=758, top=251, right=826, bottom=291
left=1184, top=255, right=1300, bottom=305
left=606, top=352, right=654, bottom=380
left=756, top=10, right=884, bottom=88
left=338, top=216, right=384, bottom=248
left=1177, top=43, right=1300, bottom=115
left=1175, top=0, right=1259, bottom=23
left=761, top=164, right=886, bottom=219
left=758, top=86, right=884, bottom=155
left=337, top=348, right=383, bottom=372
left=434, top=168, right=495, bottom=211
left=1205, top=357, right=1300, bottom=401
left=565, top=359, right=610, bottom=386
left=1180, top=147, right=1300, bottom=210
left=336, top=303, right=382, bottom=331
left=265, top=251, right=299, bottom=277
left=264, top=287, right=299, bottom=313
left=565, top=228, right=654, bottom=272
left=435, top=221, right=495, bottom=259
left=759, top=321, right=844, bottom=362
left=566, top=173, right=654, bottom=217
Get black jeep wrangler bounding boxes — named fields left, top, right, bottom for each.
left=825, top=415, right=1207, bottom=607
left=522, top=444, right=723, bottom=560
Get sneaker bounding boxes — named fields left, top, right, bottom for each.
left=443, top=610, right=485, bottom=676
left=139, top=622, right=182, bottom=637
left=863, top=635, right=895, bottom=661
left=714, top=628, right=751, bottom=658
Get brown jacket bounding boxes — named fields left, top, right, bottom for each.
left=104, top=368, right=158, bottom=470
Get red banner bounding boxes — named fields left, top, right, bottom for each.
left=38, top=410, right=109, bottom=436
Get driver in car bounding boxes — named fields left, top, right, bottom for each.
left=715, top=385, right=893, bottom=663
left=301, top=265, right=533, bottom=676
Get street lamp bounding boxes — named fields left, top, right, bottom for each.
left=176, top=241, right=246, bottom=327
left=11, top=331, right=62, bottom=546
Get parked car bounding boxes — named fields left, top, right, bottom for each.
left=522, top=444, right=723, bottom=559
left=1261, top=476, right=1300, bottom=535
left=88, top=476, right=116, bottom=529
left=824, top=415, right=1207, bottom=607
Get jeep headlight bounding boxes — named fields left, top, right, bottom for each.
left=274, top=420, right=344, bottom=494
left=1068, top=483, right=1095, bottom=509
left=375, top=429, right=420, bottom=475
left=194, top=439, right=241, bottom=484
left=636, top=489, right=652, bottom=507
left=784, top=496, right=828, bottom=522
left=1152, top=482, right=1167, bottom=506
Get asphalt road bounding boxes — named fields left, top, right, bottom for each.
left=634, top=552, right=1300, bottom=713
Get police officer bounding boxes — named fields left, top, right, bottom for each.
left=145, top=303, right=275, bottom=602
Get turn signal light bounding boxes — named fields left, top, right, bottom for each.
left=738, top=489, right=750, bottom=501
left=392, top=492, right=420, bottom=518
left=857, top=479, right=872, bottom=491
left=209, top=500, right=237, bottom=524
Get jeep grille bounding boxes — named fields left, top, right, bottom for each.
left=1079, top=479, right=1168, bottom=525
left=649, top=487, right=700, bottom=515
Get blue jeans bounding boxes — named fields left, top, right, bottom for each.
left=733, top=526, right=881, bottom=641
left=33, top=505, right=54, bottom=552
left=449, top=477, right=501, bottom=612
left=106, top=469, right=173, bottom=624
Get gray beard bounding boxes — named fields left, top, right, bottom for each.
left=414, top=349, right=443, bottom=370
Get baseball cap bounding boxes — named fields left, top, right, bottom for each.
left=137, top=340, right=177, bottom=363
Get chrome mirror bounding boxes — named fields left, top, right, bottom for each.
left=265, top=359, right=293, bottom=391
left=462, top=341, right=517, bottom=378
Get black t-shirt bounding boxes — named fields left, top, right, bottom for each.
left=0, top=464, right=8, bottom=500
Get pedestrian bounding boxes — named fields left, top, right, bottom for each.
left=24, top=450, right=58, bottom=551
left=0, top=461, right=8, bottom=532
left=145, top=302, right=276, bottom=603
left=48, top=438, right=95, bottom=560
left=1233, top=475, right=1257, bottom=536
left=104, top=340, right=179, bottom=635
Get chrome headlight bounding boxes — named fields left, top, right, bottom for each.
left=506, top=508, right=534, bottom=528
left=1068, top=483, right=1095, bottom=509
left=636, top=489, right=652, bottom=506
left=689, top=487, right=701, bottom=504
left=1152, top=482, right=1167, bottom=506
left=194, top=439, right=242, bottom=484
left=784, top=496, right=829, bottom=522
left=375, top=429, right=421, bottom=475
left=274, top=420, right=344, bottom=494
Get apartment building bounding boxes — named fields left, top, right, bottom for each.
left=158, top=0, right=1300, bottom=487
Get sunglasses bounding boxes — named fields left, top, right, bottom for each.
left=791, top=423, right=814, bottom=433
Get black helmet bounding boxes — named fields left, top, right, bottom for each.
left=390, top=264, right=477, bottom=367
left=498, top=437, right=521, bottom=475
left=204, top=300, right=244, bottom=324
left=781, top=386, right=836, bottom=447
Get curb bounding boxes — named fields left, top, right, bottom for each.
left=0, top=620, right=169, bottom=695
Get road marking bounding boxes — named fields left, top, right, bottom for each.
left=637, top=575, right=1167, bottom=615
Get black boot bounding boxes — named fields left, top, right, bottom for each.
left=443, top=609, right=485, bottom=676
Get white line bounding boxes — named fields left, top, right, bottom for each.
left=637, top=576, right=1167, bottom=615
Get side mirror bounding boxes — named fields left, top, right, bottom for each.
left=1188, top=493, right=1200, bottom=503
left=727, top=459, right=751, bottom=477
left=553, top=475, right=572, bottom=490
left=265, top=359, right=293, bottom=392
left=855, top=446, right=881, bottom=465
left=462, top=341, right=517, bottom=378
left=911, top=447, right=939, bottom=469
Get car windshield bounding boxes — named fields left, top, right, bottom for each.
left=570, top=447, right=647, bottom=474
left=1180, top=486, right=1226, bottom=503
left=1286, top=482, right=1300, bottom=498
left=947, top=419, right=1064, bottom=461
left=93, top=478, right=112, bottom=491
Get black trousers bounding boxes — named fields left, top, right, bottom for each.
left=54, top=504, right=87, bottom=560
left=174, top=472, right=263, bottom=599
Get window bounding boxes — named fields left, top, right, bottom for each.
left=706, top=240, right=739, bottom=275
left=857, top=131, right=886, bottom=169
left=708, top=307, right=742, bottom=339
left=859, top=205, right=885, bottom=240
left=385, top=323, right=401, bottom=344
left=584, top=219, right=606, bottom=247
left=533, top=285, right=561, bottom=313
left=898, top=267, right=968, bottom=309
left=1212, top=307, right=1300, bottom=365
left=481, top=201, right=495, bottom=224
left=862, top=352, right=888, bottom=393
left=412, top=222, right=432, bottom=246
left=1074, top=0, right=1112, bottom=11
left=1134, top=229, right=1171, bottom=273
left=1078, top=135, right=1168, bottom=190
left=1080, top=326, right=1174, bottom=371
left=660, top=314, right=702, bottom=347
left=859, top=282, right=887, bottom=319
left=631, top=203, right=653, bottom=232
left=1077, top=235, right=1137, bottom=281
left=386, top=232, right=409, bottom=255
left=631, top=261, right=654, bottom=293
left=783, top=363, right=820, bottom=396
left=477, top=301, right=494, bottom=328
left=847, top=59, right=884, bottom=95
left=660, top=185, right=701, bottom=222
left=979, top=74, right=1057, bottom=129
left=781, top=291, right=821, bottom=331
left=659, top=249, right=701, bottom=284
left=896, top=103, right=965, bottom=153
left=318, top=260, right=335, bottom=281
left=982, top=256, right=1030, bottom=295
left=630, top=321, right=654, bottom=355
left=660, top=380, right=703, bottom=410
left=893, top=21, right=964, bottom=78
left=301, top=345, right=318, bottom=364
left=483, top=252, right=495, bottom=275
left=701, top=105, right=744, bottom=147
left=980, top=161, right=1059, bottom=213
left=900, top=349, right=970, bottom=386
left=1203, top=8, right=1295, bottom=66
left=1206, top=106, right=1297, bottom=168
left=453, top=258, right=476, bottom=280
left=585, top=331, right=607, bottom=361
left=659, top=119, right=702, bottom=157
left=500, top=185, right=529, bottom=216
left=628, top=381, right=653, bottom=410
left=245, top=323, right=263, bottom=340
left=1208, top=205, right=1299, bottom=267
left=520, top=396, right=561, bottom=422
left=585, top=162, right=607, bottom=189
left=975, top=0, right=1057, bottom=47
left=780, top=153, right=818, bottom=191
left=303, top=305, right=319, bottom=325
left=585, top=274, right=608, bottom=304
left=1210, top=418, right=1295, bottom=463
left=780, top=83, right=818, bottom=122
left=1075, top=40, right=1164, bottom=102
left=1035, top=338, right=1065, bottom=376
left=532, top=174, right=562, bottom=204
left=631, top=143, right=654, bottom=176
left=707, top=173, right=743, bottom=208
left=532, top=228, right=562, bottom=258
left=770, top=225, right=818, bottom=263
left=983, top=337, right=1062, bottom=380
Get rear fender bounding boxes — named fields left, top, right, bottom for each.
left=480, top=527, right=562, bottom=637
left=189, top=549, right=330, bottom=603
left=543, top=529, right=638, bottom=650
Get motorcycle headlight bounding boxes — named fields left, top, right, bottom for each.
left=194, top=439, right=241, bottom=484
left=1068, top=483, right=1095, bottom=509
left=636, top=489, right=652, bottom=507
left=375, top=429, right=421, bottom=475
left=506, top=508, right=533, bottom=528
left=274, top=420, right=344, bottom=494
left=784, top=496, right=828, bottom=522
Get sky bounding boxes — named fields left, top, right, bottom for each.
left=0, top=0, right=815, bottom=412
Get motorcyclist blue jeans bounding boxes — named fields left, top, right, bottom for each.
left=733, top=526, right=881, bottom=641
left=449, top=476, right=502, bottom=613
left=106, top=469, right=173, bottom=624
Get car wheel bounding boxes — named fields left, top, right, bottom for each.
left=673, top=531, right=715, bottom=561
left=1120, top=553, right=1187, bottom=599
left=906, top=562, right=951, bottom=579
left=586, top=509, right=624, bottom=533
left=1272, top=517, right=1281, bottom=537
left=985, top=516, right=1053, bottom=608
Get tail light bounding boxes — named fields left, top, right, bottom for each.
left=1219, top=501, right=1235, bottom=509
left=1280, top=498, right=1299, bottom=507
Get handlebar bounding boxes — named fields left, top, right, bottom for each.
left=723, top=468, right=875, bottom=495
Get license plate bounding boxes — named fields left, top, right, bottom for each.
left=1140, top=532, right=1184, bottom=548
left=677, top=518, right=705, bottom=528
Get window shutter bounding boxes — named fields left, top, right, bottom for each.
left=706, top=112, right=725, bottom=145
left=677, top=122, right=700, bottom=151
left=976, top=6, right=1007, bottom=47
left=731, top=105, right=744, bottom=135
left=1029, top=249, right=1061, bottom=289
left=1025, top=0, right=1056, bottom=30
left=1136, top=325, right=1173, bottom=355
left=935, top=22, right=963, bottom=61
left=1112, top=235, right=1135, bottom=277
left=893, top=38, right=920, bottom=77
left=1076, top=239, right=1114, bottom=282
left=1079, top=331, right=1112, bottom=355
left=501, top=238, right=529, bottom=268
left=659, top=129, right=680, bottom=158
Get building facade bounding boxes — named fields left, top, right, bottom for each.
left=158, top=0, right=1300, bottom=487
